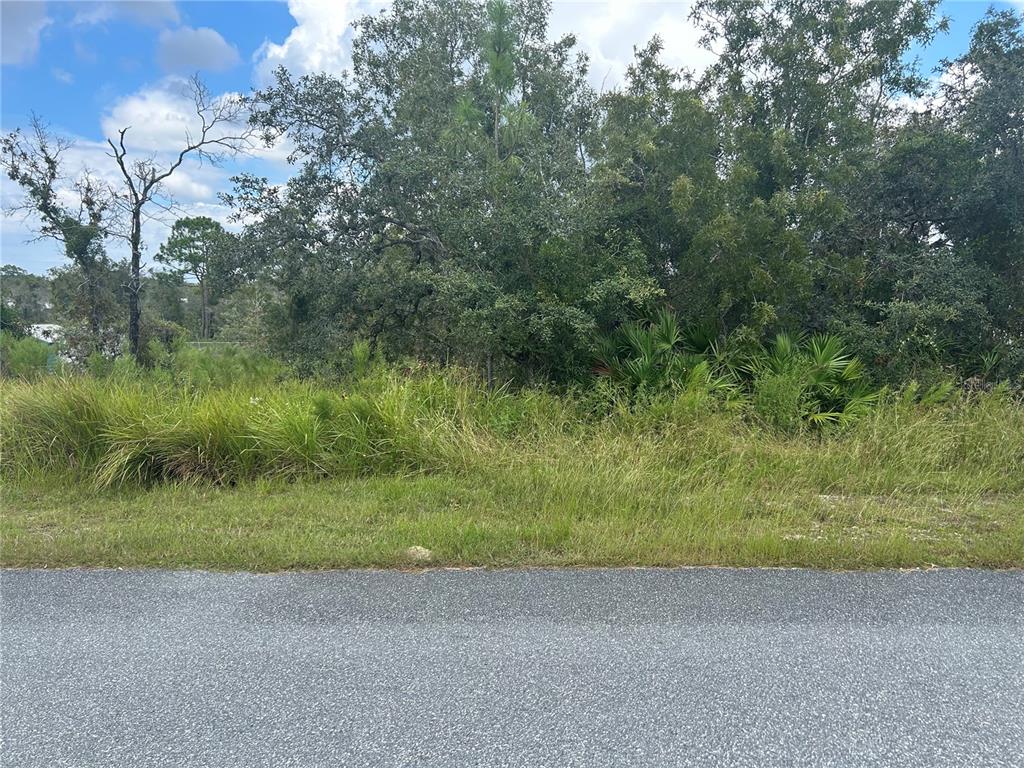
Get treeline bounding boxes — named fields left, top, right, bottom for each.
left=4, top=0, right=1023, bottom=386
left=232, top=0, right=1024, bottom=384
left=0, top=218, right=259, bottom=361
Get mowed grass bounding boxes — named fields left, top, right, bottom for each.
left=2, top=371, right=1022, bottom=570
left=3, top=465, right=1021, bottom=570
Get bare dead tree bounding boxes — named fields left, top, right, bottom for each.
left=106, top=75, right=256, bottom=359
left=1, top=116, right=114, bottom=346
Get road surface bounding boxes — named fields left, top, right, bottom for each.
left=2, top=568, right=1022, bottom=767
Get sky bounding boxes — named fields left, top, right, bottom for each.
left=1, top=0, right=1020, bottom=274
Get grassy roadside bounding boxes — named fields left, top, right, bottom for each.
left=2, top=371, right=1022, bottom=570
left=4, top=467, right=1021, bottom=571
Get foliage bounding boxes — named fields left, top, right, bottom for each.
left=1, top=304, right=28, bottom=338
left=1, top=120, right=114, bottom=353
left=232, top=0, right=652, bottom=380
left=212, top=0, right=1023, bottom=384
left=1, top=265, right=52, bottom=326
left=155, top=216, right=240, bottom=340
left=82, top=342, right=287, bottom=391
left=213, top=282, right=277, bottom=350
left=596, top=309, right=878, bottom=430
left=48, top=259, right=129, bottom=362
left=0, top=331, right=52, bottom=379
left=746, top=333, right=879, bottom=431
left=3, top=2, right=1023, bottom=387
left=0, top=366, right=540, bottom=486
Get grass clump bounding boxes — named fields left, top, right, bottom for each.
left=3, top=367, right=1023, bottom=497
left=0, top=368, right=539, bottom=487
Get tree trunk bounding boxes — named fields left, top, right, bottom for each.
left=128, top=209, right=142, bottom=360
left=494, top=94, right=501, bottom=160
left=200, top=278, right=209, bottom=339
left=82, top=262, right=102, bottom=349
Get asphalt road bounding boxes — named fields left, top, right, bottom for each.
left=2, top=568, right=1022, bottom=767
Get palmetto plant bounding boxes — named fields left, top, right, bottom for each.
left=595, top=308, right=736, bottom=397
left=746, top=332, right=879, bottom=429
left=596, top=310, right=879, bottom=430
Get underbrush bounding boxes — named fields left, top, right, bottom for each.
left=0, top=331, right=53, bottom=379
left=3, top=364, right=1022, bottom=499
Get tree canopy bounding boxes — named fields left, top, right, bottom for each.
left=5, top=0, right=1022, bottom=385
left=222, top=0, right=1021, bottom=383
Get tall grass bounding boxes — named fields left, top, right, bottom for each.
left=3, top=365, right=1022, bottom=500
left=0, top=368, right=563, bottom=486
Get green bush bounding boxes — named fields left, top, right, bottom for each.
left=0, top=332, right=52, bottom=380
left=595, top=311, right=879, bottom=431
left=746, top=333, right=879, bottom=432
left=752, top=367, right=808, bottom=432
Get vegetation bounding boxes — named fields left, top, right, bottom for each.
left=0, top=332, right=52, bottom=380
left=155, top=217, right=242, bottom=340
left=2, top=343, right=1022, bottom=570
left=1, top=1, right=1021, bottom=386
left=1, top=0, right=1022, bottom=570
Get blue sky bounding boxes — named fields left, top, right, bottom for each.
left=2, top=0, right=1021, bottom=274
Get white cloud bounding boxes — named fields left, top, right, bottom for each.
left=2, top=73, right=269, bottom=272
left=72, top=1, right=179, bottom=27
left=157, top=26, right=240, bottom=73
left=549, top=1, right=713, bottom=91
left=102, top=83, right=201, bottom=152
left=100, top=77, right=245, bottom=152
left=253, top=0, right=387, bottom=83
left=160, top=171, right=215, bottom=201
left=4, top=84, right=246, bottom=248
left=52, top=67, right=74, bottom=84
left=254, top=0, right=711, bottom=90
left=1, top=1, right=52, bottom=65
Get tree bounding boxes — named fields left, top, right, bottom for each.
left=105, top=76, right=254, bottom=359
left=586, top=1, right=950, bottom=357
left=1, top=117, right=114, bottom=349
left=215, top=282, right=277, bottom=349
left=49, top=258, right=130, bottom=362
left=938, top=10, right=1024, bottom=350
left=218, top=0, right=1021, bottom=383
left=837, top=9, right=1024, bottom=378
left=156, top=216, right=235, bottom=339
left=234, top=0, right=654, bottom=381
left=1, top=303, right=28, bottom=338
left=0, top=265, right=52, bottom=325
left=483, top=0, right=515, bottom=160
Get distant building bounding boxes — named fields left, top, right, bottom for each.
left=29, top=324, right=63, bottom=344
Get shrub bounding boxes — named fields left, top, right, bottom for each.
left=751, top=366, right=808, bottom=432
left=746, top=333, right=880, bottom=431
left=595, top=311, right=879, bottom=430
left=0, top=332, right=51, bottom=379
